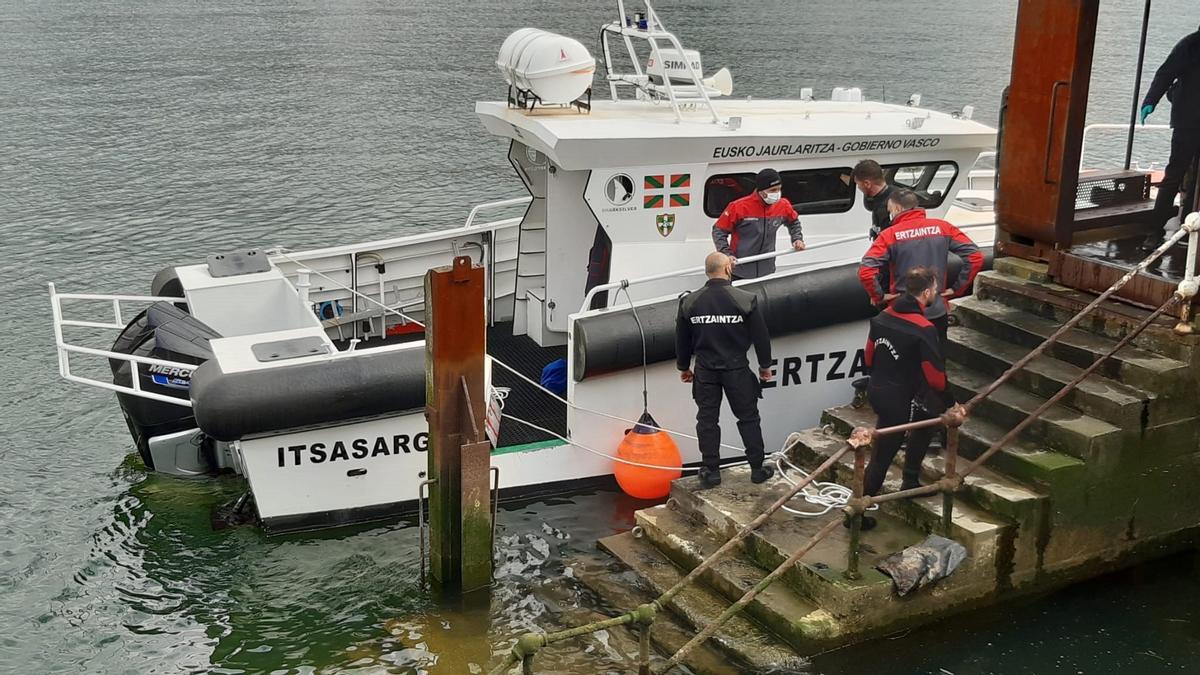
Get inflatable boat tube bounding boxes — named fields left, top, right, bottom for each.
left=573, top=251, right=992, bottom=382
left=190, top=347, right=426, bottom=442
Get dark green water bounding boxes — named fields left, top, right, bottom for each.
left=3, top=0, right=1200, bottom=672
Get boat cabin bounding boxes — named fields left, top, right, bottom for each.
left=476, top=96, right=995, bottom=346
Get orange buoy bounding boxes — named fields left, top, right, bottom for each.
left=613, top=412, right=682, bottom=499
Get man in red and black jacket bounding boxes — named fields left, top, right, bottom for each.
left=858, top=189, right=983, bottom=347
left=859, top=268, right=965, bottom=529
left=712, top=168, right=806, bottom=280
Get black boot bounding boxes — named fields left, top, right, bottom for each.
left=750, top=464, right=775, bottom=484
left=698, top=467, right=722, bottom=489
left=928, top=428, right=945, bottom=452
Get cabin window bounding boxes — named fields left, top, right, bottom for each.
left=884, top=161, right=959, bottom=208
left=703, top=168, right=855, bottom=218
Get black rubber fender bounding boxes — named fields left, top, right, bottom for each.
left=572, top=251, right=992, bottom=382
left=190, top=346, right=427, bottom=442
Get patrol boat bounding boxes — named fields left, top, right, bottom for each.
left=48, top=1, right=998, bottom=532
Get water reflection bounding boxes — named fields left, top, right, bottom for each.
left=66, top=466, right=648, bottom=673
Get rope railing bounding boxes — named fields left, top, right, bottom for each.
left=492, top=214, right=1200, bottom=675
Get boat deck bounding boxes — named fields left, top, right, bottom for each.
left=487, top=321, right=567, bottom=448
left=335, top=321, right=566, bottom=448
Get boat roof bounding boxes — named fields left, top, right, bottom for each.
left=476, top=98, right=996, bottom=170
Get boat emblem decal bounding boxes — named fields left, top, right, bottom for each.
left=655, top=213, right=676, bottom=237
left=150, top=374, right=191, bottom=390
left=525, top=146, right=546, bottom=166
left=604, top=174, right=635, bottom=206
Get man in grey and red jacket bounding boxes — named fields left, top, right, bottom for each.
left=712, top=168, right=806, bottom=280
left=857, top=189, right=984, bottom=346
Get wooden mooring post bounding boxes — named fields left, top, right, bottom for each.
left=425, top=256, right=493, bottom=592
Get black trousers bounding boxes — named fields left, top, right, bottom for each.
left=864, top=385, right=941, bottom=497
left=930, top=313, right=949, bottom=353
left=692, top=367, right=765, bottom=471
left=1154, top=126, right=1200, bottom=222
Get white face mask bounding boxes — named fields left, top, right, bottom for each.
left=761, top=190, right=782, bottom=205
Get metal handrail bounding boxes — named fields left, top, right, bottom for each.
left=464, top=196, right=533, bottom=229
left=492, top=214, right=1200, bottom=675
left=1079, top=122, right=1170, bottom=170
left=578, top=233, right=867, bottom=313
left=48, top=283, right=198, bottom=407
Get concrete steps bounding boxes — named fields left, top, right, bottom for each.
left=953, top=415, right=1088, bottom=491
left=574, top=553, right=735, bottom=674
left=953, top=295, right=1192, bottom=396
left=635, top=504, right=839, bottom=653
left=572, top=258, right=1200, bottom=667
left=973, top=269, right=1199, bottom=364
left=991, top=256, right=1052, bottom=283
left=946, top=362, right=1124, bottom=466
left=813, top=406, right=1050, bottom=575
left=820, top=403, right=1084, bottom=495
left=667, top=467, right=907, bottom=619
left=818, top=405, right=1048, bottom=526
left=597, top=531, right=808, bottom=673
left=945, top=325, right=1167, bottom=428
left=785, top=426, right=1017, bottom=568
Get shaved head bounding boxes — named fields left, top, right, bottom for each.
left=706, top=251, right=731, bottom=279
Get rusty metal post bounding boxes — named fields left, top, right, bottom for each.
left=637, top=622, right=652, bottom=675
left=941, top=423, right=961, bottom=536
left=843, top=438, right=868, bottom=581
left=425, top=256, right=493, bottom=592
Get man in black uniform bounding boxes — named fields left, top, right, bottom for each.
left=852, top=159, right=894, bottom=241
left=676, top=252, right=775, bottom=488
left=859, top=267, right=964, bottom=529
left=1142, top=26, right=1200, bottom=228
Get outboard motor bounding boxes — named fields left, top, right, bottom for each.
left=110, top=302, right=221, bottom=473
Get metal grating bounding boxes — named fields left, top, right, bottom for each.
left=1074, top=170, right=1150, bottom=210
left=487, top=322, right=567, bottom=448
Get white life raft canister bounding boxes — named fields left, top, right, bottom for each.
left=497, top=28, right=595, bottom=104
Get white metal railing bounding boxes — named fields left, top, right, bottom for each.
left=960, top=126, right=1171, bottom=182
left=578, top=233, right=867, bottom=312
left=48, top=283, right=196, bottom=407
left=265, top=198, right=529, bottom=336
left=960, top=151, right=997, bottom=191
left=1177, top=213, right=1200, bottom=334
left=602, top=0, right=722, bottom=123
left=464, top=196, right=532, bottom=229
left=1079, top=123, right=1170, bottom=171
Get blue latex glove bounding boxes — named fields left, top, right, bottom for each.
left=1140, top=103, right=1155, bottom=125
